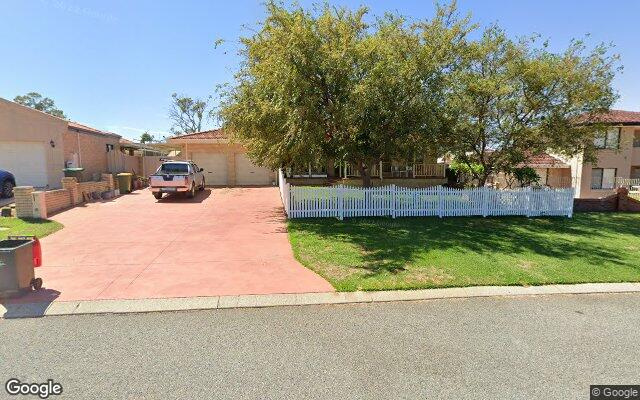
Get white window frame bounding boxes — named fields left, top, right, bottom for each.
left=591, top=168, right=616, bottom=190
left=594, top=127, right=620, bottom=150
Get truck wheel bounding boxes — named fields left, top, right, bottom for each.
left=153, top=192, right=163, bottom=200
left=187, top=184, right=195, bottom=198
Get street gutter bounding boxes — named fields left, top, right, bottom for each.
left=2, top=282, right=640, bottom=319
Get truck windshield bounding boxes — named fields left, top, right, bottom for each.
left=159, top=163, right=189, bottom=174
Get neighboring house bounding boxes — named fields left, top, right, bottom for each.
left=65, top=122, right=121, bottom=181
left=462, top=110, right=640, bottom=199
left=561, top=110, right=640, bottom=198
left=525, top=153, right=573, bottom=188
left=167, top=129, right=276, bottom=186
left=0, top=97, right=67, bottom=188
left=0, top=98, right=123, bottom=188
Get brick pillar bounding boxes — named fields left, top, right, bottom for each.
left=32, top=191, right=48, bottom=219
left=14, top=186, right=34, bottom=218
left=62, top=177, right=80, bottom=205
left=617, top=187, right=629, bottom=211
left=101, top=173, right=115, bottom=190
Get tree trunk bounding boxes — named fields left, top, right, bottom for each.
left=359, top=162, right=372, bottom=187
left=477, top=171, right=491, bottom=187
left=326, top=158, right=335, bottom=179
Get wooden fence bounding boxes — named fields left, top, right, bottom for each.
left=279, top=170, right=573, bottom=219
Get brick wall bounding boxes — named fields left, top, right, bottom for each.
left=45, top=189, right=73, bottom=214
left=14, top=175, right=116, bottom=218
left=78, top=181, right=110, bottom=195
left=574, top=188, right=640, bottom=212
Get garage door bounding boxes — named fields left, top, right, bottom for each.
left=191, top=153, right=228, bottom=185
left=235, top=153, right=272, bottom=185
left=0, top=141, right=48, bottom=187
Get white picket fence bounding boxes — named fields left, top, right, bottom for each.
left=278, top=170, right=574, bottom=219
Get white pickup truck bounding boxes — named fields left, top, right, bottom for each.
left=149, top=161, right=206, bottom=199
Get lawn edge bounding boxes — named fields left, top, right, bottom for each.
left=3, top=282, right=640, bottom=319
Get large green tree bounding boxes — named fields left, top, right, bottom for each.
left=220, top=1, right=470, bottom=186
left=446, top=27, right=619, bottom=185
left=14, top=92, right=67, bottom=118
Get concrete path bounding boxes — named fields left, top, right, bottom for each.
left=2, top=293, right=638, bottom=399
left=8, top=187, right=332, bottom=304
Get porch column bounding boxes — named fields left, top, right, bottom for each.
left=379, top=161, right=383, bottom=180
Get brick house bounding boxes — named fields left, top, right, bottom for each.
left=65, top=122, right=121, bottom=181
left=0, top=98, right=122, bottom=188
left=558, top=110, right=640, bottom=198
left=167, top=129, right=276, bottom=186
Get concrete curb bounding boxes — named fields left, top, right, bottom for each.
left=2, top=282, right=640, bottom=319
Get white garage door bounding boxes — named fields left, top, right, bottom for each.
left=235, top=153, right=272, bottom=185
left=0, top=141, right=48, bottom=187
left=191, top=153, right=228, bottom=185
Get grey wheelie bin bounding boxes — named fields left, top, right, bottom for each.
left=0, top=236, right=42, bottom=298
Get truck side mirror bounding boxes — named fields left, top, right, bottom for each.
left=199, top=168, right=204, bottom=172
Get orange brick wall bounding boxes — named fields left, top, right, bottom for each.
left=45, top=189, right=72, bottom=214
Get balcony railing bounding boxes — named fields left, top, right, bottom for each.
left=345, top=162, right=446, bottom=178
left=615, top=177, right=640, bottom=189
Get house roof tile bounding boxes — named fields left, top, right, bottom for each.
left=522, top=153, right=568, bottom=168
left=577, top=109, right=640, bottom=125
left=68, top=121, right=120, bottom=138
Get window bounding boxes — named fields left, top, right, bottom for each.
left=634, top=130, right=640, bottom=148
left=591, top=168, right=616, bottom=190
left=594, top=128, right=620, bottom=149
left=159, top=163, right=189, bottom=174
left=105, top=144, right=114, bottom=152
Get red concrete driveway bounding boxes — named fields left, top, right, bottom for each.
left=23, top=187, right=332, bottom=302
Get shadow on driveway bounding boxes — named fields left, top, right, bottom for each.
left=155, top=189, right=212, bottom=204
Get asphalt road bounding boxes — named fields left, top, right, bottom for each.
left=1, top=293, right=639, bottom=399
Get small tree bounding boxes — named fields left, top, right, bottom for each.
left=169, top=93, right=211, bottom=134
left=14, top=92, right=67, bottom=118
left=512, top=167, right=540, bottom=187
left=446, top=27, right=619, bottom=186
left=140, top=132, right=154, bottom=143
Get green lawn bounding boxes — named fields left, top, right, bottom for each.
left=0, top=218, right=63, bottom=241
left=288, top=213, right=640, bottom=291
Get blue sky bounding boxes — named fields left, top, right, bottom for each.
left=1, top=0, right=639, bottom=140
